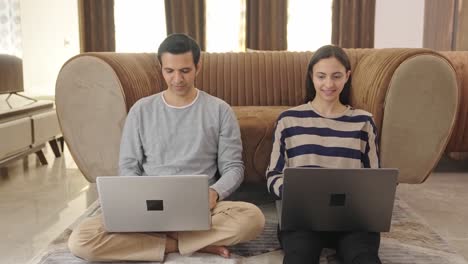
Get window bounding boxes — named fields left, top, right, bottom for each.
left=114, top=1, right=332, bottom=53
left=114, top=0, right=166, bottom=52
left=205, top=0, right=246, bottom=52
left=0, top=0, right=22, bottom=57
left=287, top=0, right=333, bottom=51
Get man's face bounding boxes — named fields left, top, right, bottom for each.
left=160, top=52, right=200, bottom=98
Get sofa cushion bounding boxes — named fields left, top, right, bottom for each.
left=233, top=106, right=289, bottom=183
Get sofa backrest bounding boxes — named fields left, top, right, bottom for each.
left=69, top=49, right=446, bottom=141
left=197, top=52, right=311, bottom=106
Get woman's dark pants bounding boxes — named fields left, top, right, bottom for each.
left=279, top=229, right=382, bottom=264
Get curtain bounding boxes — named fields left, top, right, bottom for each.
left=246, top=0, right=287, bottom=50
left=78, top=0, right=115, bottom=52
left=423, top=0, right=457, bottom=50
left=165, top=0, right=206, bottom=50
left=0, top=0, right=22, bottom=57
left=332, top=0, right=375, bottom=48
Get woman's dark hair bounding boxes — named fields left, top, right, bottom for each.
left=304, top=45, right=351, bottom=104
left=157, top=33, right=201, bottom=67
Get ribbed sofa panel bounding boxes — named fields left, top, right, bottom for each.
left=439, top=51, right=468, bottom=154
left=55, top=50, right=458, bottom=185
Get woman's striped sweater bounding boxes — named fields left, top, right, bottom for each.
left=266, top=103, right=380, bottom=200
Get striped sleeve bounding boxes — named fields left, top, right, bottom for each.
left=266, top=116, right=286, bottom=199
left=362, top=117, right=380, bottom=168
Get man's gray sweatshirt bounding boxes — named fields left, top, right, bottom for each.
left=119, top=89, right=244, bottom=200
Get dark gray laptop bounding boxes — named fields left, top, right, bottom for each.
left=277, top=168, right=398, bottom=232
left=97, top=175, right=211, bottom=232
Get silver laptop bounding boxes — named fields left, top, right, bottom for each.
left=277, top=168, right=398, bottom=232
left=97, top=175, right=211, bottom=232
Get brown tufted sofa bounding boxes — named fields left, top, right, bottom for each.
left=55, top=49, right=459, bottom=186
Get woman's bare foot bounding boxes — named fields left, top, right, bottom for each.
left=199, top=245, right=231, bottom=258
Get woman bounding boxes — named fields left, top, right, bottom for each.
left=266, top=45, right=382, bottom=264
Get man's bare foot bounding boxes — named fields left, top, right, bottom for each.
left=199, top=245, right=231, bottom=258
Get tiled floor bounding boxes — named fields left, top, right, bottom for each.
left=0, top=146, right=467, bottom=264
left=0, top=146, right=97, bottom=264
left=398, top=156, right=468, bottom=260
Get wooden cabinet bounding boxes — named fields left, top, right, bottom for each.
left=0, top=99, right=63, bottom=167
left=0, top=117, right=32, bottom=160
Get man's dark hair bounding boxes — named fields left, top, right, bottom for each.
left=157, top=33, right=201, bottom=67
left=304, top=45, right=352, bottom=104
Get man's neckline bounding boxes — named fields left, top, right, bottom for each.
left=162, top=89, right=200, bottom=109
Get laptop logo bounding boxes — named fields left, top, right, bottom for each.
left=329, top=193, right=346, bottom=206
left=146, top=200, right=164, bottom=211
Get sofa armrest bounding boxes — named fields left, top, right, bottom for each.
left=351, top=49, right=458, bottom=183
left=56, top=53, right=163, bottom=182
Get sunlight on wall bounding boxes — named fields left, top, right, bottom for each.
left=206, top=0, right=246, bottom=52
left=0, top=0, right=22, bottom=57
left=21, top=0, right=79, bottom=97
left=287, top=0, right=333, bottom=51
left=114, top=0, right=166, bottom=52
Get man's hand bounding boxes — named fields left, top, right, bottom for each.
left=209, top=188, right=219, bottom=210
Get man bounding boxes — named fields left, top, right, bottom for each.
left=68, top=34, right=265, bottom=262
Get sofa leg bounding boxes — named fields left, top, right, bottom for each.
left=36, top=150, right=48, bottom=165
left=49, top=139, right=61, bottom=158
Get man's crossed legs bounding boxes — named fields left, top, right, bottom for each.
left=68, top=201, right=265, bottom=262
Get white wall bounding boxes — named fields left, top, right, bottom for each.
left=20, top=0, right=79, bottom=97
left=375, top=0, right=425, bottom=48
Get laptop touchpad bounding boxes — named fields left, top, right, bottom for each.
left=146, top=200, right=164, bottom=211
left=329, top=193, right=346, bottom=206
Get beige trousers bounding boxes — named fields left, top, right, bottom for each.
left=68, top=201, right=265, bottom=262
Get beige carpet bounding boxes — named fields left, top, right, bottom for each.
left=31, top=197, right=468, bottom=264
